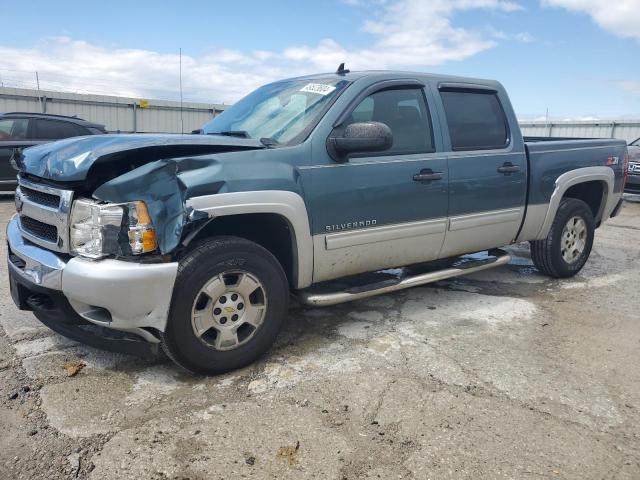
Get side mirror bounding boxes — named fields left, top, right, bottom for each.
left=191, top=128, right=204, bottom=135
left=327, top=121, right=393, bottom=162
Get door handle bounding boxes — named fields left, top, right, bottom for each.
left=413, top=169, right=443, bottom=182
left=497, top=162, right=520, bottom=175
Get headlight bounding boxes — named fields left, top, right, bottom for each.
left=70, top=199, right=157, bottom=258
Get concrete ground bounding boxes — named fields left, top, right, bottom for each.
left=1, top=195, right=639, bottom=480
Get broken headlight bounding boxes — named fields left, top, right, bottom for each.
left=69, top=199, right=157, bottom=258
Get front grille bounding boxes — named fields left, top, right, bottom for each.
left=20, top=215, right=58, bottom=243
left=16, top=178, right=74, bottom=253
left=20, top=185, right=60, bottom=208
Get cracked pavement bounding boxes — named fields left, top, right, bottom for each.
left=1, top=196, right=640, bottom=479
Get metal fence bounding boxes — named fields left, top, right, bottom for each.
left=3, top=86, right=640, bottom=143
left=519, top=121, right=640, bottom=143
left=0, top=86, right=227, bottom=133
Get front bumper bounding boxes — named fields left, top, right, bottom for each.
left=7, top=215, right=179, bottom=339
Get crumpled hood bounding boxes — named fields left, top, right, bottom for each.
left=17, top=133, right=264, bottom=182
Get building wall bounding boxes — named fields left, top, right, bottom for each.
left=519, top=121, right=640, bottom=143
left=0, top=86, right=227, bottom=133
left=3, top=86, right=639, bottom=143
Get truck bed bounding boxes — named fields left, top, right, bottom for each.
left=524, top=137, right=628, bottom=209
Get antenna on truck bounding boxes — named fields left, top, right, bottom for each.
left=336, top=63, right=350, bottom=75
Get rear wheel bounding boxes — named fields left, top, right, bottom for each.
left=530, top=198, right=595, bottom=278
left=161, top=236, right=289, bottom=375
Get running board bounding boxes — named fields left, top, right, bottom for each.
left=296, top=249, right=512, bottom=307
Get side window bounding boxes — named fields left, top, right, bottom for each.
left=0, top=118, right=29, bottom=140
left=440, top=89, right=509, bottom=150
left=34, top=119, right=84, bottom=140
left=346, top=88, right=434, bottom=155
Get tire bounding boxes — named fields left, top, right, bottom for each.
left=161, top=236, right=289, bottom=375
left=530, top=198, right=595, bottom=278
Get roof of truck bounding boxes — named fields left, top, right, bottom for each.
left=282, top=69, right=501, bottom=88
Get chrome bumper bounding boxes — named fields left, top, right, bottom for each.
left=7, top=215, right=179, bottom=333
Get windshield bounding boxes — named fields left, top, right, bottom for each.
left=202, top=77, right=351, bottom=145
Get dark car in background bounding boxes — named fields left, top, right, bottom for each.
left=626, top=137, right=640, bottom=195
left=0, top=112, right=106, bottom=192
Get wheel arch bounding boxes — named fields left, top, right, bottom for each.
left=184, top=191, right=313, bottom=289
left=536, top=166, right=615, bottom=239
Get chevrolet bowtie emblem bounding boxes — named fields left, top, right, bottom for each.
left=224, top=306, right=235, bottom=314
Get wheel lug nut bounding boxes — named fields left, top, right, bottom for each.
left=231, top=293, right=238, bottom=301
left=214, top=308, right=221, bottom=315
left=232, top=314, right=239, bottom=321
left=219, top=296, right=227, bottom=303
left=220, top=317, right=227, bottom=324
left=237, top=303, right=244, bottom=310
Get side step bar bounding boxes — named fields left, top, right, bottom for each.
left=296, top=249, right=511, bottom=307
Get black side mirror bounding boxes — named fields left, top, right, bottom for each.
left=327, top=121, right=393, bottom=162
left=191, top=128, right=204, bottom=135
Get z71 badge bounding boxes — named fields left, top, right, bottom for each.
left=325, top=220, right=377, bottom=232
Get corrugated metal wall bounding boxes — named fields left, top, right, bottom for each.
left=3, top=86, right=639, bottom=142
left=0, top=86, right=227, bottom=133
left=519, top=121, right=640, bottom=143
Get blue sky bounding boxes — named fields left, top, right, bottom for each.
left=1, top=0, right=639, bottom=119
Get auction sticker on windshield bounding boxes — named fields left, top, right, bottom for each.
left=300, top=83, right=337, bottom=95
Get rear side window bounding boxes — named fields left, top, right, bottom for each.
left=440, top=89, right=509, bottom=150
left=346, top=88, right=434, bottom=155
left=0, top=118, right=29, bottom=140
left=33, top=119, right=85, bottom=140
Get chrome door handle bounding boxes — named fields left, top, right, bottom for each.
left=497, top=162, right=520, bottom=175
left=413, top=169, right=443, bottom=182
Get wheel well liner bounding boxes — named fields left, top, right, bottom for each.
left=563, top=180, right=605, bottom=224
left=184, top=213, right=297, bottom=288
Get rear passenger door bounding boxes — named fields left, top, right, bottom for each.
left=434, top=84, right=527, bottom=257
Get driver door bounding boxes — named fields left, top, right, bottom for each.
left=301, top=83, right=449, bottom=283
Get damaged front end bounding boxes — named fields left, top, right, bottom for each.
left=9, top=134, right=267, bottom=353
left=91, top=158, right=208, bottom=257
left=16, top=133, right=266, bottom=258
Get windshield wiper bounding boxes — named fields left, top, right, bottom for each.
left=207, top=130, right=250, bottom=138
left=259, top=137, right=281, bottom=148
left=207, top=130, right=280, bottom=147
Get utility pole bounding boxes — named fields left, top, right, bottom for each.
left=179, top=48, right=184, bottom=134
left=36, top=71, right=43, bottom=112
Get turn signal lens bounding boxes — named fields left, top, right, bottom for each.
left=127, top=201, right=157, bottom=254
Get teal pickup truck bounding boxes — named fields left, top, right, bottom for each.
left=8, top=68, right=629, bottom=374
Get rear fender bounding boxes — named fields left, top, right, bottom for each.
left=536, top=166, right=615, bottom=239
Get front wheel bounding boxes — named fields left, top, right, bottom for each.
left=161, top=236, right=289, bottom=375
left=530, top=198, right=595, bottom=278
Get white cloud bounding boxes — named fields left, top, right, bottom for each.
left=0, top=0, right=526, bottom=102
left=543, top=0, right=640, bottom=40
left=486, top=26, right=535, bottom=42
left=616, top=80, right=640, bottom=96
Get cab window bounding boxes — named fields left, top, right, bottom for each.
left=440, top=89, right=509, bottom=151
left=345, top=88, right=435, bottom=155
